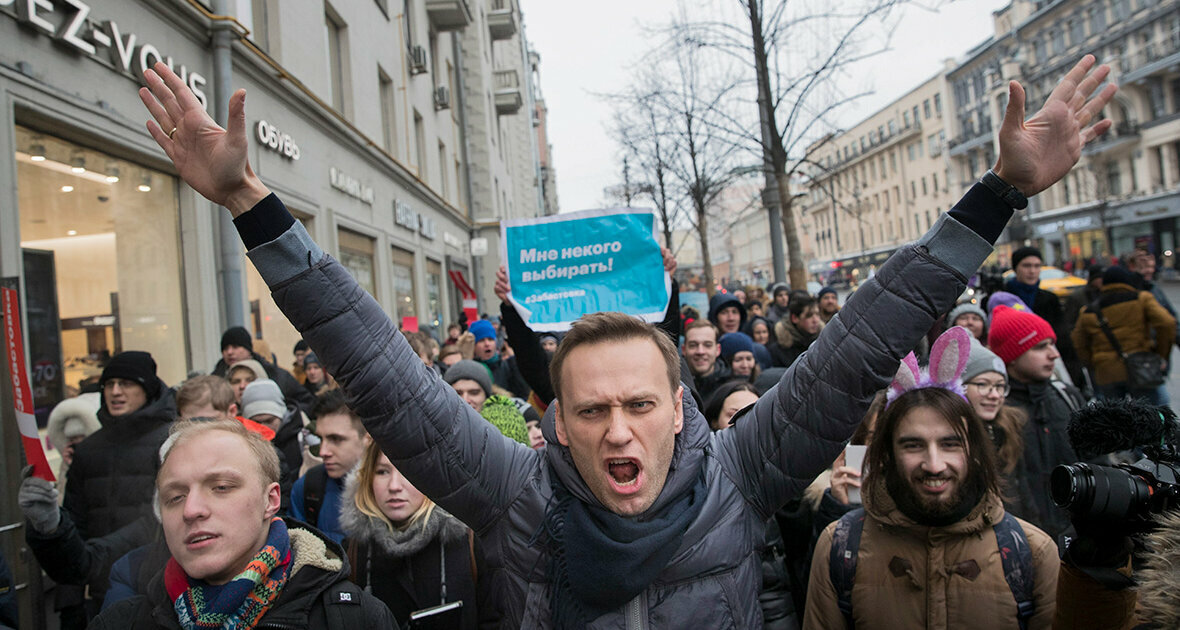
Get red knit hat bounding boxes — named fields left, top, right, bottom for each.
left=987, top=305, right=1056, bottom=364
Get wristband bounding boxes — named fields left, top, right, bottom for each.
left=980, top=170, right=1029, bottom=210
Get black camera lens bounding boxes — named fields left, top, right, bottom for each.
left=1051, top=463, right=1154, bottom=520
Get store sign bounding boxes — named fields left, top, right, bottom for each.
left=443, top=231, right=463, bottom=250
left=1062, top=216, right=1096, bottom=231
left=329, top=167, right=374, bottom=204
left=255, top=120, right=300, bottom=160
left=394, top=199, right=436, bottom=240
left=3, top=0, right=209, bottom=109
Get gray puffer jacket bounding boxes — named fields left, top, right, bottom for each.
left=246, top=196, right=993, bottom=628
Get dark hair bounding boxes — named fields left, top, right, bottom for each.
left=549, top=312, right=681, bottom=404
left=789, top=296, right=818, bottom=319
left=311, top=388, right=363, bottom=433
left=703, top=380, right=760, bottom=430
left=864, top=388, right=1001, bottom=503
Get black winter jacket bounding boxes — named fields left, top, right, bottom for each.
left=235, top=184, right=1001, bottom=627
left=88, top=521, right=395, bottom=630
left=64, top=383, right=174, bottom=541
left=1006, top=378, right=1084, bottom=541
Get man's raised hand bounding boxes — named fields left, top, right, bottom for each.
left=994, top=54, right=1118, bottom=197
left=138, top=62, right=270, bottom=216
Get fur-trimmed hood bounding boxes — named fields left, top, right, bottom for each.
left=338, top=470, right=468, bottom=558
left=1138, top=509, right=1180, bottom=626
left=47, top=393, right=102, bottom=450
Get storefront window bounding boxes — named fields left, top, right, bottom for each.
left=248, top=216, right=312, bottom=371
left=426, top=259, right=442, bottom=329
left=391, top=247, right=417, bottom=325
left=15, top=125, right=187, bottom=408
left=338, top=228, right=376, bottom=296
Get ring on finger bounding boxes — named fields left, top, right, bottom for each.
left=167, top=127, right=178, bottom=139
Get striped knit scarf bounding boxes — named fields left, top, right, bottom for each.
left=165, top=518, right=292, bottom=630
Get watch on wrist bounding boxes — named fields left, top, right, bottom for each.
left=980, top=170, right=1029, bottom=210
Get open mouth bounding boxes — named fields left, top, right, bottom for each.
left=607, top=458, right=641, bottom=493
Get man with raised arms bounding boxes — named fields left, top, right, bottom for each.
left=138, top=55, right=1114, bottom=627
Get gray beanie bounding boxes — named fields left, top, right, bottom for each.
left=946, top=302, right=987, bottom=330
left=961, top=338, right=1007, bottom=384
left=443, top=360, right=493, bottom=396
left=241, top=379, right=286, bottom=419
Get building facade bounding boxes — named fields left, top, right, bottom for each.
left=797, top=71, right=954, bottom=285
left=947, top=0, right=1180, bottom=270
left=0, top=1, right=553, bottom=617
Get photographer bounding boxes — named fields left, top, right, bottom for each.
left=1053, top=401, right=1180, bottom=629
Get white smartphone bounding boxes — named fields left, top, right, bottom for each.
left=843, top=444, right=868, bottom=505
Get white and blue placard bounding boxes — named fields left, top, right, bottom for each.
left=501, top=208, right=671, bottom=331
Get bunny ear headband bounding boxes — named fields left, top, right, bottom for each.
left=886, top=326, right=972, bottom=406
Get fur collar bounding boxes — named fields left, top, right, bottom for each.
left=339, top=471, right=468, bottom=557
left=1138, top=509, right=1180, bottom=626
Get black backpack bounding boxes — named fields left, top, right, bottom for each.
left=828, top=508, right=1035, bottom=629
left=302, top=464, right=329, bottom=528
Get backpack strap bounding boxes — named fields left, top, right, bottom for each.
left=302, top=464, right=328, bottom=529
left=993, top=512, right=1035, bottom=630
left=828, top=508, right=866, bottom=629
left=321, top=581, right=366, bottom=630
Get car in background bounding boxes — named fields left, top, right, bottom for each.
left=1001, top=266, right=1086, bottom=298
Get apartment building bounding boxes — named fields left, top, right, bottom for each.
left=947, top=0, right=1180, bottom=269
left=796, top=71, right=954, bottom=285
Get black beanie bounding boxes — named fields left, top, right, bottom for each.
left=1010, top=246, right=1043, bottom=269
left=1102, top=265, right=1143, bottom=290
left=220, top=326, right=253, bottom=352
left=101, top=351, right=160, bottom=399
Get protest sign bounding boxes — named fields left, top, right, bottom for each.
left=2, top=282, right=55, bottom=481
left=501, top=208, right=670, bottom=331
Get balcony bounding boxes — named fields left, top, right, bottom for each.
left=425, top=0, right=472, bottom=31
left=1083, top=120, right=1140, bottom=156
left=494, top=69, right=522, bottom=115
left=488, top=0, right=517, bottom=40
left=1120, top=48, right=1180, bottom=85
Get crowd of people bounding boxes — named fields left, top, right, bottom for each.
left=9, top=53, right=1180, bottom=630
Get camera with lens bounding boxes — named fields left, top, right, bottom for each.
left=1051, top=401, right=1180, bottom=528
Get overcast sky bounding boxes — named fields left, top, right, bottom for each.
left=521, top=0, right=1010, bottom=212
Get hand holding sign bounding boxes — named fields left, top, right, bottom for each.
left=500, top=209, right=670, bottom=331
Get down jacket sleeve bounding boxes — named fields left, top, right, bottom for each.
left=714, top=206, right=997, bottom=518
left=246, top=199, right=538, bottom=534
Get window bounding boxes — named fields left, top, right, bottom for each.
left=932, top=173, right=938, bottom=194
left=1090, top=5, right=1107, bottom=34
left=390, top=246, right=417, bottom=325
left=1051, top=29, right=1065, bottom=55
left=888, top=120, right=897, bottom=135
left=1107, top=161, right=1122, bottom=196
left=378, top=66, right=398, bottom=155
left=1069, top=17, right=1085, bottom=46
left=339, top=229, right=376, bottom=297
left=923, top=99, right=931, bottom=119
left=1150, top=78, right=1167, bottom=120
left=248, top=0, right=272, bottom=50
left=324, top=5, right=349, bottom=115
left=14, top=125, right=188, bottom=398
left=912, top=106, right=920, bottom=126
left=911, top=181, right=917, bottom=199
left=933, top=93, right=942, bottom=117
left=426, top=260, right=442, bottom=328
left=1113, top=0, right=1130, bottom=21
left=1034, top=38, right=1047, bottom=64
left=903, top=110, right=911, bottom=128
left=922, top=177, right=928, bottom=196
left=413, top=109, right=426, bottom=179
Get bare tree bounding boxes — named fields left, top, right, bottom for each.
left=675, top=0, right=906, bottom=287
left=608, top=79, right=680, bottom=249
left=607, top=33, right=744, bottom=295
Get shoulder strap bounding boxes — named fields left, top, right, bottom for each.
left=828, top=507, right=866, bottom=629
left=1089, top=298, right=1128, bottom=358
left=321, top=580, right=366, bottom=630
left=303, top=464, right=328, bottom=529
left=1049, top=380, right=1082, bottom=413
left=993, top=513, right=1035, bottom=630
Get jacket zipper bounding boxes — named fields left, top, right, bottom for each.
left=625, top=591, right=648, bottom=630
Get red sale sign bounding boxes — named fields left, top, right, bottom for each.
left=3, top=286, right=55, bottom=481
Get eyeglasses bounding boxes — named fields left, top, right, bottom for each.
left=965, top=381, right=1010, bottom=396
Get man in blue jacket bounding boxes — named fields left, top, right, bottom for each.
left=138, top=55, right=1115, bottom=627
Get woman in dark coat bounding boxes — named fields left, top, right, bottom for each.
left=341, top=441, right=485, bottom=629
